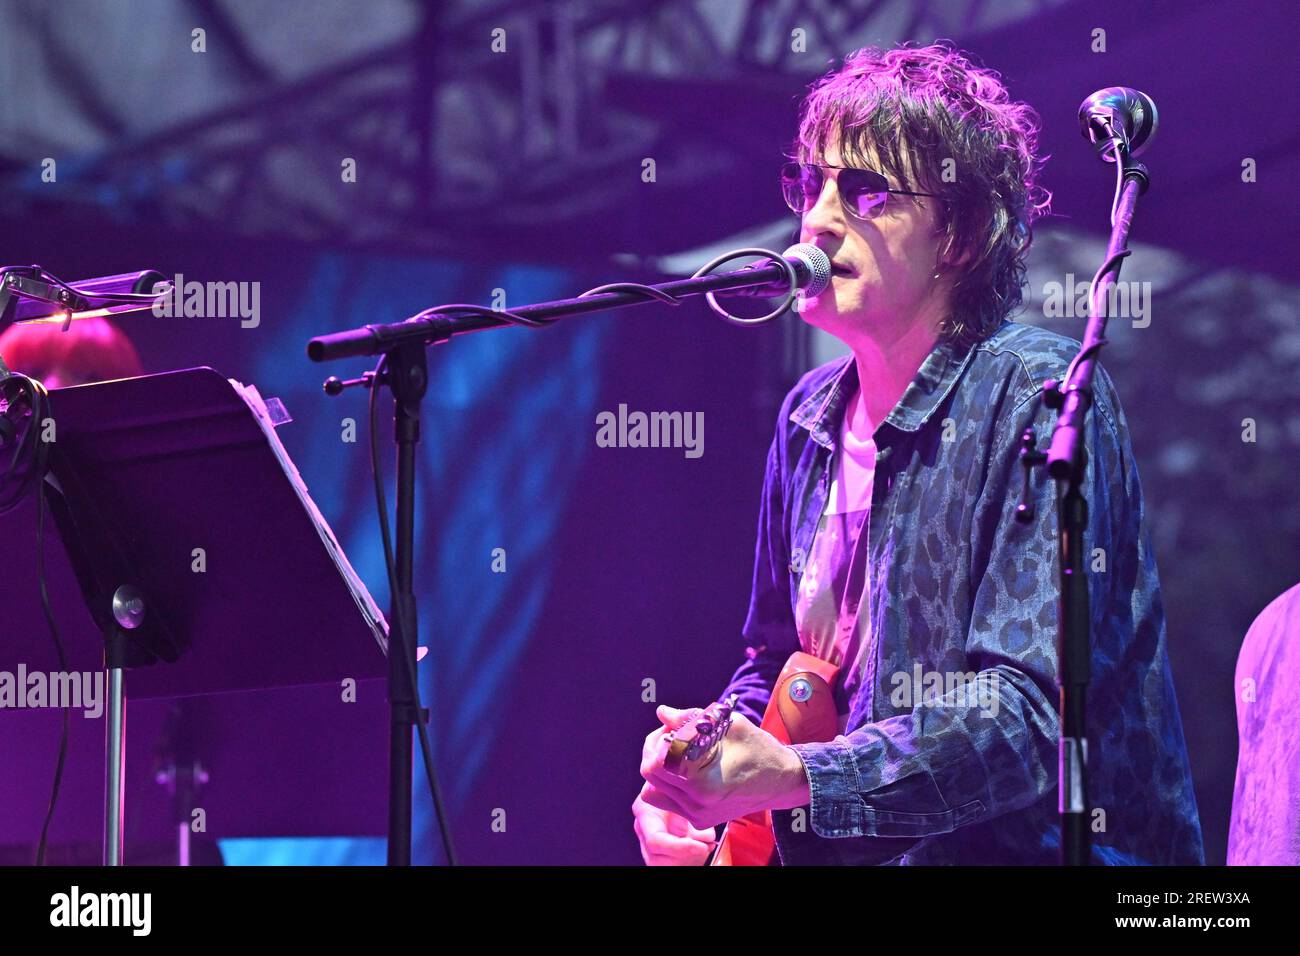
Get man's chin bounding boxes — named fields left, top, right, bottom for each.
left=794, top=294, right=835, bottom=328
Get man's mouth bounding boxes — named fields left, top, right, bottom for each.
left=831, top=263, right=855, bottom=277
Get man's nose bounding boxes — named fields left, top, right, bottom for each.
left=801, top=175, right=844, bottom=242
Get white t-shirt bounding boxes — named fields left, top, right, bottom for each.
left=793, top=387, right=877, bottom=725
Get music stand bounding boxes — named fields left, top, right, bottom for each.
left=0, top=367, right=387, bottom=864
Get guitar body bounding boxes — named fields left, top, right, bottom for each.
left=711, top=651, right=840, bottom=866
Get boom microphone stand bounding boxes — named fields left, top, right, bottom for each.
left=307, top=243, right=830, bottom=864
left=1017, top=87, right=1159, bottom=865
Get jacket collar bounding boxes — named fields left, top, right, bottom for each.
left=790, top=334, right=978, bottom=450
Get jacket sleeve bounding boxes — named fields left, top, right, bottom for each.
left=787, top=373, right=1125, bottom=843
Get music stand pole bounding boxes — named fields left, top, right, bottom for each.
left=103, top=628, right=126, bottom=866
left=102, top=588, right=145, bottom=866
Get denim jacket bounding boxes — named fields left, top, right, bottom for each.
left=722, top=320, right=1205, bottom=865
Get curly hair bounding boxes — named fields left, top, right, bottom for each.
left=791, top=42, right=1051, bottom=350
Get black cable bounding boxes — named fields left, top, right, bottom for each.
left=0, top=372, right=69, bottom=865
left=34, top=472, right=70, bottom=866
left=1058, top=246, right=1131, bottom=391
left=407, top=247, right=797, bottom=332
left=0, top=375, right=51, bottom=515
left=368, top=355, right=458, bottom=865
left=1062, top=338, right=1110, bottom=394
left=1108, top=136, right=1125, bottom=227
left=412, top=302, right=554, bottom=329
left=578, top=282, right=682, bottom=305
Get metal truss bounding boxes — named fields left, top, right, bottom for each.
left=2, top=0, right=1066, bottom=259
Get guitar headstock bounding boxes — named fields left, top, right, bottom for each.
left=662, top=695, right=738, bottom=777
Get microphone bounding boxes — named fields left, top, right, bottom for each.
left=1078, top=87, right=1158, bottom=162
left=722, top=243, right=832, bottom=299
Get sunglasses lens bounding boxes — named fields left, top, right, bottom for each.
left=781, top=164, right=892, bottom=219
left=841, top=169, right=889, bottom=219
left=780, top=163, right=819, bottom=214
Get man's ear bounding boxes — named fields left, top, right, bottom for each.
left=937, top=232, right=974, bottom=271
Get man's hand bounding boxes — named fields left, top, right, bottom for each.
left=632, top=705, right=717, bottom=865
left=638, top=704, right=811, bottom=831
left=632, top=785, right=717, bottom=865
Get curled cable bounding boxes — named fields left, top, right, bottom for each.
left=405, top=246, right=798, bottom=332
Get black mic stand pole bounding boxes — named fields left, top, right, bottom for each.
left=1018, top=140, right=1150, bottom=865
left=307, top=251, right=808, bottom=362
left=308, top=247, right=809, bottom=865
left=385, top=339, right=425, bottom=866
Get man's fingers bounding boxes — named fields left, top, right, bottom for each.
left=639, top=784, right=719, bottom=841
left=662, top=810, right=693, bottom=837
left=723, top=711, right=755, bottom=737
left=643, top=846, right=711, bottom=867
left=634, top=783, right=718, bottom=865
left=639, top=782, right=693, bottom=821
left=633, top=785, right=673, bottom=834
left=644, top=827, right=715, bottom=856
left=640, top=725, right=675, bottom=779
left=655, top=705, right=699, bottom=730
left=664, top=811, right=718, bottom=843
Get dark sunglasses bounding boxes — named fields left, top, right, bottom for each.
left=780, top=162, right=941, bottom=221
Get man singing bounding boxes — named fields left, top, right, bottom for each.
left=633, top=43, right=1204, bottom=865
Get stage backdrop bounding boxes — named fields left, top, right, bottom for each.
left=3, top=0, right=1299, bottom=865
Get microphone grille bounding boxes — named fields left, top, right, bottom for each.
left=782, top=243, right=832, bottom=298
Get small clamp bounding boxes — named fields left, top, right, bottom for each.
left=1015, top=424, right=1047, bottom=524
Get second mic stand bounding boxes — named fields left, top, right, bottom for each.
left=1016, top=144, right=1150, bottom=866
